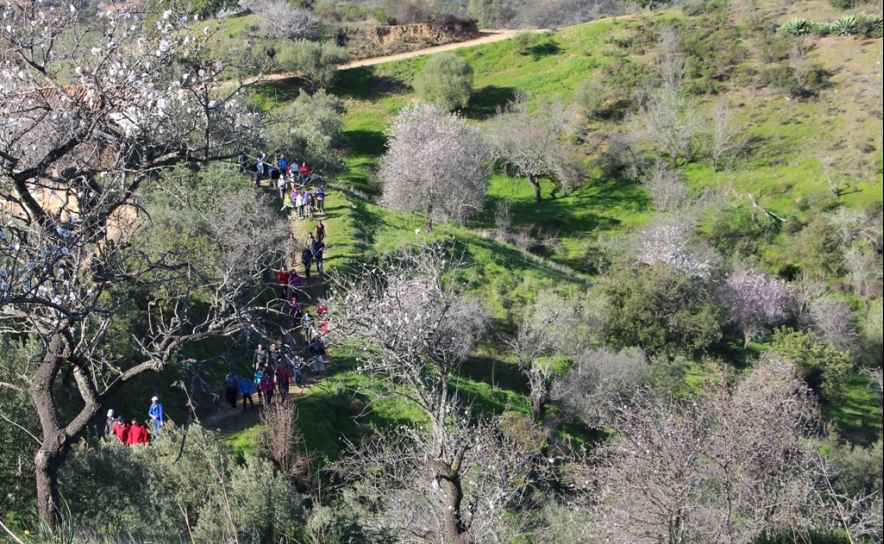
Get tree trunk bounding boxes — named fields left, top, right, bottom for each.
left=430, top=458, right=471, bottom=544
left=35, top=446, right=68, bottom=525
left=426, top=203, right=433, bottom=232
left=531, top=392, right=542, bottom=422
left=527, top=174, right=542, bottom=202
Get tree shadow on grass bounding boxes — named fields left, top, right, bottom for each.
left=254, top=76, right=306, bottom=104
left=333, top=67, right=410, bottom=101
left=345, top=129, right=386, bottom=158
left=506, top=178, right=651, bottom=239
left=530, top=39, right=560, bottom=60
left=463, top=85, right=516, bottom=120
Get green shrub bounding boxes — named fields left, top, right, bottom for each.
left=780, top=18, right=813, bottom=36
left=512, top=30, right=536, bottom=55
left=770, top=328, right=853, bottom=404
left=858, top=13, right=884, bottom=39
left=600, top=263, right=725, bottom=357
left=791, top=216, right=843, bottom=276
left=413, top=53, right=474, bottom=111
left=831, top=14, right=858, bottom=36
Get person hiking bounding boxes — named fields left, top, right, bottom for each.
left=312, top=239, right=325, bottom=276
left=238, top=151, right=249, bottom=174
left=309, top=336, right=328, bottom=378
left=293, top=355, right=304, bottom=389
left=301, top=247, right=313, bottom=280
left=224, top=370, right=239, bottom=410
left=112, top=415, right=129, bottom=444
left=288, top=270, right=302, bottom=293
left=259, top=368, right=275, bottom=406
left=298, top=161, right=309, bottom=183
left=277, top=266, right=291, bottom=299
left=268, top=343, right=280, bottom=373
left=253, top=365, right=266, bottom=404
left=253, top=343, right=268, bottom=371
left=301, top=311, right=314, bottom=339
left=276, top=361, right=291, bottom=402
left=281, top=191, right=294, bottom=219
left=278, top=154, right=289, bottom=176
left=277, top=174, right=287, bottom=200
left=295, top=190, right=305, bottom=220
left=239, top=375, right=255, bottom=412
left=127, top=418, right=150, bottom=446
left=105, top=409, right=116, bottom=435
left=286, top=233, right=299, bottom=267
left=313, top=187, right=325, bottom=214
left=148, top=396, right=164, bottom=437
left=314, top=220, right=326, bottom=243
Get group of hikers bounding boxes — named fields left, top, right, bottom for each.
left=104, top=396, right=165, bottom=445
left=281, top=219, right=326, bottom=285
left=224, top=335, right=329, bottom=412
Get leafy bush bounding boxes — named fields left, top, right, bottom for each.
left=858, top=13, right=884, bottom=39
left=770, top=328, right=853, bottom=404
left=600, top=262, right=725, bottom=357
left=512, top=30, right=537, bottom=55
left=831, top=15, right=858, bottom=36
left=276, top=40, right=349, bottom=92
left=413, top=53, right=474, bottom=111
left=780, top=18, right=813, bottom=36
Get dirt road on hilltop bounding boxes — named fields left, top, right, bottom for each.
left=249, top=29, right=546, bottom=85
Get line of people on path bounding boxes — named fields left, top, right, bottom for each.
left=223, top=336, right=329, bottom=412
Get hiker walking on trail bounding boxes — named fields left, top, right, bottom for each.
left=105, top=409, right=116, bottom=435
left=277, top=362, right=291, bottom=402
left=301, top=247, right=313, bottom=280
left=239, top=375, right=255, bottom=412
left=286, top=233, right=299, bottom=267
left=254, top=365, right=266, bottom=404
left=277, top=266, right=291, bottom=299
left=295, top=190, right=305, bottom=220
left=112, top=415, right=129, bottom=444
left=282, top=190, right=294, bottom=219
left=148, top=396, right=164, bottom=437
left=254, top=343, right=269, bottom=371
left=299, top=161, right=309, bottom=183
left=259, top=368, right=275, bottom=406
left=310, top=336, right=328, bottom=378
left=312, top=239, right=325, bottom=276
left=127, top=419, right=150, bottom=446
left=224, top=370, right=239, bottom=410
left=293, top=356, right=304, bottom=388
left=313, top=187, right=325, bottom=214
left=315, top=220, right=326, bottom=243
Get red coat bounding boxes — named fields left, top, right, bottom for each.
left=112, top=421, right=129, bottom=444
left=276, top=271, right=290, bottom=285
left=127, top=424, right=150, bottom=445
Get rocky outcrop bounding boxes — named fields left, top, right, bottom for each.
left=337, top=20, right=480, bottom=60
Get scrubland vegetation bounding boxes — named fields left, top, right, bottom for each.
left=1, top=0, right=882, bottom=542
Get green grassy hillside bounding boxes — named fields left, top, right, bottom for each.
left=245, top=0, right=883, bottom=456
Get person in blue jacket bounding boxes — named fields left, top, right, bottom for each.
left=148, top=396, right=164, bottom=437
left=239, top=375, right=255, bottom=412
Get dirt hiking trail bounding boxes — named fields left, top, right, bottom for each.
left=251, top=29, right=546, bottom=85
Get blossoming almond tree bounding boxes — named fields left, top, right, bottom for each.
left=379, top=103, right=490, bottom=231
left=0, top=0, right=283, bottom=523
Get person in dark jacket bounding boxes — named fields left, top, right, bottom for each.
left=224, top=370, right=239, bottom=410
